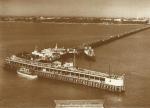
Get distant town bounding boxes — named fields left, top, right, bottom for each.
left=0, top=16, right=150, bottom=24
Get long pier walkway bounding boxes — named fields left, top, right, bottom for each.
left=77, top=25, right=150, bottom=50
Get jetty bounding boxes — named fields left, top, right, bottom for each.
left=5, top=55, right=125, bottom=92
left=17, top=25, right=150, bottom=62
left=77, top=25, right=150, bottom=50
left=5, top=25, right=150, bottom=93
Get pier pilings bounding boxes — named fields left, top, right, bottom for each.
left=4, top=56, right=125, bottom=93
left=78, top=25, right=150, bottom=50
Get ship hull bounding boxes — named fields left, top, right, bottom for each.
left=83, top=53, right=96, bottom=61
left=17, top=71, right=38, bottom=79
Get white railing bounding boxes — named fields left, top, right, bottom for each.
left=6, top=56, right=124, bottom=80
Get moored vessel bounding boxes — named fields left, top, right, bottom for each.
left=84, top=46, right=95, bottom=59
left=17, top=67, right=38, bottom=79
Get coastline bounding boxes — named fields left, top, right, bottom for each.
left=0, top=20, right=148, bottom=25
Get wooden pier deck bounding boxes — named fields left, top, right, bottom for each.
left=77, top=25, right=150, bottom=50
left=5, top=56, right=125, bottom=92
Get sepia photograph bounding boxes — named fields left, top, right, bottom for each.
left=0, top=0, right=150, bottom=108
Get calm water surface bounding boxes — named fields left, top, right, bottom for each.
left=0, top=22, right=150, bottom=108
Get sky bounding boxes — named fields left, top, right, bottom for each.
left=0, top=0, right=150, bottom=17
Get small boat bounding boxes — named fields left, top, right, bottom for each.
left=84, top=46, right=95, bottom=58
left=17, top=67, right=38, bottom=79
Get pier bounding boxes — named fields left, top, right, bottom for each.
left=77, top=25, right=150, bottom=49
left=19, top=25, right=150, bottom=62
left=5, top=24, right=150, bottom=93
left=5, top=55, right=125, bottom=92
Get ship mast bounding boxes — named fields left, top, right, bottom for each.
left=34, top=45, right=38, bottom=51
left=109, top=64, right=111, bottom=77
left=55, top=43, right=58, bottom=49
left=73, top=49, right=76, bottom=67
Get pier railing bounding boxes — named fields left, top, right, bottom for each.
left=5, top=56, right=124, bottom=79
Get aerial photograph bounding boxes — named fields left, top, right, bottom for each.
left=0, top=0, right=150, bottom=108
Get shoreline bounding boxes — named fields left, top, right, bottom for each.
left=0, top=21, right=148, bottom=25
